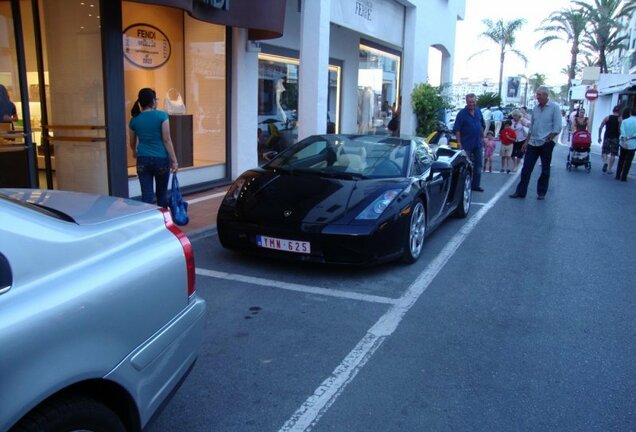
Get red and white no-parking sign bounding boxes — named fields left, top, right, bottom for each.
left=585, top=88, right=599, bottom=101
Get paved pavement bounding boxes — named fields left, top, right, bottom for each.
left=179, top=185, right=229, bottom=239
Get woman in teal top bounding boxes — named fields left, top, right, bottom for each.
left=129, top=88, right=178, bottom=207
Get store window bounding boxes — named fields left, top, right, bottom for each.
left=0, top=0, right=108, bottom=193
left=122, top=2, right=226, bottom=176
left=357, top=44, right=400, bottom=135
left=257, top=53, right=341, bottom=163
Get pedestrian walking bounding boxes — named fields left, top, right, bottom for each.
left=484, top=131, right=496, bottom=173
left=559, top=109, right=568, bottom=144
left=492, top=106, right=504, bottom=137
left=574, top=107, right=589, bottom=131
left=598, top=105, right=622, bottom=175
left=483, top=106, right=493, bottom=136
left=509, top=86, right=561, bottom=200
left=511, top=110, right=529, bottom=172
left=616, top=106, right=636, bottom=182
left=453, top=93, right=485, bottom=191
left=499, top=120, right=516, bottom=173
left=129, top=87, right=179, bottom=207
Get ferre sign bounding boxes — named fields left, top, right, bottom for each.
left=197, top=0, right=229, bottom=10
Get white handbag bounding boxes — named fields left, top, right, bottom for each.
left=164, top=88, right=186, bottom=115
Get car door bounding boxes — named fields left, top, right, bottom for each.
left=413, top=139, right=450, bottom=222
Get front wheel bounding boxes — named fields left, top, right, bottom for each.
left=402, top=199, right=426, bottom=264
left=11, top=396, right=126, bottom=432
left=453, top=170, right=472, bottom=218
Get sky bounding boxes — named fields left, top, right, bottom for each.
left=436, top=0, right=577, bottom=87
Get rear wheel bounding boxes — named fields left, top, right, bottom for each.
left=453, top=170, right=472, bottom=218
left=402, top=199, right=426, bottom=264
left=11, top=396, right=126, bottom=432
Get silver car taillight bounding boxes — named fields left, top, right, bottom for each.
left=161, top=209, right=196, bottom=297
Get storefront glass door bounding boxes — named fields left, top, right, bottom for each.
left=0, top=0, right=107, bottom=193
left=0, top=0, right=35, bottom=188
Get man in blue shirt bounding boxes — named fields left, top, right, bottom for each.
left=454, top=93, right=485, bottom=191
left=510, top=86, right=562, bottom=200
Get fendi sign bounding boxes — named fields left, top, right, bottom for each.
left=197, top=0, right=229, bottom=10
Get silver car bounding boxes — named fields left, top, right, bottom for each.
left=0, top=189, right=206, bottom=432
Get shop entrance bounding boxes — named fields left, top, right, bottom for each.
left=0, top=0, right=108, bottom=194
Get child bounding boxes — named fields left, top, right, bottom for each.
left=499, top=120, right=516, bottom=173
left=483, top=131, right=496, bottom=173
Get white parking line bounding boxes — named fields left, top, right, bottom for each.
left=278, top=173, right=520, bottom=432
left=195, top=268, right=399, bottom=305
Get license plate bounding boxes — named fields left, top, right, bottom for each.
left=256, top=235, right=311, bottom=254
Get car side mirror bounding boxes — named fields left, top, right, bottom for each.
left=428, top=160, right=451, bottom=180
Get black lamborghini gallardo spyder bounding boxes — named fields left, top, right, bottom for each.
left=217, top=134, right=472, bottom=265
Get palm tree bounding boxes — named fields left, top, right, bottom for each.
left=535, top=7, right=588, bottom=97
left=469, top=18, right=528, bottom=97
left=528, top=73, right=547, bottom=94
left=573, top=0, right=636, bottom=73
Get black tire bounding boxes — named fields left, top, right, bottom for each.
left=453, top=169, right=471, bottom=218
left=402, top=199, right=426, bottom=264
left=11, top=396, right=126, bottom=432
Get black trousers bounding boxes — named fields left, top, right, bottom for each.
left=514, top=141, right=555, bottom=197
left=615, top=147, right=635, bottom=181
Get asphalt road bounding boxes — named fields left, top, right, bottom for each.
left=147, top=144, right=636, bottom=432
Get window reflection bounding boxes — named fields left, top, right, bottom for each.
left=357, top=44, right=400, bottom=135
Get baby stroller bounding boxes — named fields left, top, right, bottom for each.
left=567, top=130, right=592, bottom=172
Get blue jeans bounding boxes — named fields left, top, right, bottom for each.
left=514, top=141, right=555, bottom=197
left=465, top=146, right=483, bottom=188
left=137, top=156, right=170, bottom=207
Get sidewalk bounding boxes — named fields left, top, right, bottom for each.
left=179, top=185, right=229, bottom=240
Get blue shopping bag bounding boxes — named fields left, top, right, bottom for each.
left=168, top=173, right=189, bottom=226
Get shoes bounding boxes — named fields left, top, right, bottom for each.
left=509, top=193, right=525, bottom=199
left=602, top=163, right=608, bottom=172
left=472, top=187, right=485, bottom=192
left=537, top=195, right=545, bottom=200
left=607, top=170, right=613, bottom=175
left=506, top=170, right=511, bottom=174
left=489, top=169, right=493, bottom=173
left=500, top=169, right=504, bottom=173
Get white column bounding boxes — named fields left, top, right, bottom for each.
left=298, top=0, right=330, bottom=140
left=400, top=5, right=426, bottom=136
left=231, top=28, right=259, bottom=179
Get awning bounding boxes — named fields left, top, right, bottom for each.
left=128, top=0, right=286, bottom=40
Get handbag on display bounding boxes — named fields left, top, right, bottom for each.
left=168, top=173, right=189, bottom=226
left=164, top=88, right=186, bottom=115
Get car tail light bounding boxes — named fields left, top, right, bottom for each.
left=160, top=209, right=196, bottom=297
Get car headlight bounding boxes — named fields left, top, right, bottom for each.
left=355, top=189, right=402, bottom=220
left=224, top=178, right=247, bottom=204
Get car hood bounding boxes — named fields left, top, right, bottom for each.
left=236, top=170, right=406, bottom=226
left=0, top=189, right=157, bottom=225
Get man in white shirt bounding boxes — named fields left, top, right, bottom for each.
left=492, top=107, right=504, bottom=137
left=482, top=106, right=493, bottom=137
left=510, top=87, right=562, bottom=200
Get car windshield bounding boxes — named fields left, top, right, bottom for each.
left=266, top=135, right=410, bottom=179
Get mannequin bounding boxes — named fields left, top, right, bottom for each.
left=359, top=86, right=374, bottom=133
left=275, top=78, right=287, bottom=124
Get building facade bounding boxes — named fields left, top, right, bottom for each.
left=0, top=0, right=465, bottom=199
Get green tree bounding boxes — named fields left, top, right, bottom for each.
left=477, top=92, right=501, bottom=108
left=535, top=7, right=587, bottom=100
left=411, top=83, right=451, bottom=136
left=528, top=73, right=547, bottom=94
left=469, top=18, right=528, bottom=97
left=573, top=0, right=636, bottom=73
